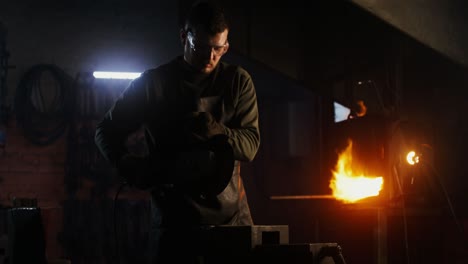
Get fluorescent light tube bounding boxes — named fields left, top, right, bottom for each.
left=93, top=71, right=141, bottom=79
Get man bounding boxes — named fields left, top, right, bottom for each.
left=94, top=1, right=260, bottom=263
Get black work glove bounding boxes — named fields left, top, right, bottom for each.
left=116, top=154, right=153, bottom=190
left=174, top=134, right=234, bottom=195
left=184, top=112, right=225, bottom=142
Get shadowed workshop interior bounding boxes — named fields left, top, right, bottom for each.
left=1, top=0, right=468, bottom=263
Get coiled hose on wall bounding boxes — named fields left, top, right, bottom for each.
left=14, top=64, right=74, bottom=146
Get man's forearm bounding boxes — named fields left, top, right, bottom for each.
left=95, top=116, right=129, bottom=166
left=223, top=126, right=260, bottom=162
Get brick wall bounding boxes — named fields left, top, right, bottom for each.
left=0, top=118, right=67, bottom=259
left=0, top=106, right=152, bottom=263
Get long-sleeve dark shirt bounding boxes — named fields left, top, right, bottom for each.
left=95, top=56, right=260, bottom=226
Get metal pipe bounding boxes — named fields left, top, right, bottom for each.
left=270, top=195, right=335, bottom=200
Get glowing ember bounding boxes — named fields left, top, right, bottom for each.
left=330, top=140, right=384, bottom=203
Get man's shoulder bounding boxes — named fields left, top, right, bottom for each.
left=143, top=59, right=179, bottom=75
left=219, top=61, right=251, bottom=79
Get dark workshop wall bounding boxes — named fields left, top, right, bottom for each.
left=0, top=0, right=180, bottom=262
left=351, top=0, right=468, bottom=67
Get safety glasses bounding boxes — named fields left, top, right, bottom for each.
left=186, top=31, right=229, bottom=56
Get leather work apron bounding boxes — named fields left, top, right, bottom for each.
left=147, top=69, right=253, bottom=264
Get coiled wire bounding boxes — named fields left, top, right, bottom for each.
left=14, top=64, right=73, bottom=145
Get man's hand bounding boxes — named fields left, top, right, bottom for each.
left=116, top=154, right=153, bottom=190
left=185, top=112, right=225, bottom=141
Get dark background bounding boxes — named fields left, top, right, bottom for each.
left=1, top=0, right=468, bottom=263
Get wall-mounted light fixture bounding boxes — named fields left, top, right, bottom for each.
left=405, top=151, right=420, bottom=165
left=92, top=71, right=141, bottom=80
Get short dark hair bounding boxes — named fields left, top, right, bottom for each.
left=184, top=1, right=229, bottom=35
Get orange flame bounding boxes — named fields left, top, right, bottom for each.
left=330, top=140, right=383, bottom=203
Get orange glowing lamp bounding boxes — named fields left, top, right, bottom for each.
left=406, top=151, right=419, bottom=165
left=330, top=140, right=384, bottom=203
